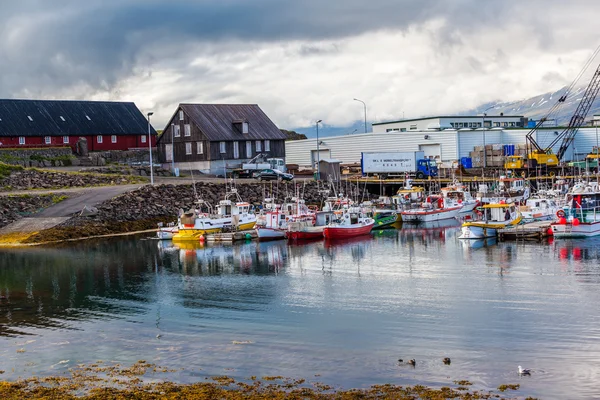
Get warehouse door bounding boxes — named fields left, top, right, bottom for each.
left=419, top=144, right=441, bottom=159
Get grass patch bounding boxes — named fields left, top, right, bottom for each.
left=0, top=163, right=23, bottom=180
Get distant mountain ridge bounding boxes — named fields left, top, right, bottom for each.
left=289, top=86, right=600, bottom=138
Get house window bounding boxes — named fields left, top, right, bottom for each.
left=97, top=135, right=103, bottom=143
left=19, top=136, right=25, bottom=145
left=220, top=141, right=226, bottom=154
left=233, top=141, right=239, bottom=159
left=246, top=141, right=252, bottom=158
left=111, top=135, right=117, bottom=143
left=173, top=125, right=180, bottom=137
left=44, top=136, right=51, bottom=144
left=410, top=124, right=417, bottom=130
left=179, top=110, right=184, bottom=121
left=242, top=122, right=249, bottom=134
left=63, top=136, right=69, bottom=144
left=184, top=124, right=191, bottom=137
left=141, top=135, right=147, bottom=143
left=196, top=141, right=203, bottom=154
left=264, top=140, right=270, bottom=152
left=256, top=140, right=262, bottom=152
left=185, top=142, right=192, bottom=155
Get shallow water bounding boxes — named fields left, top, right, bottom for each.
left=1, top=222, right=600, bottom=399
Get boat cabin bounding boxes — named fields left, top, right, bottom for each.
left=217, top=200, right=251, bottom=217
left=481, top=203, right=517, bottom=222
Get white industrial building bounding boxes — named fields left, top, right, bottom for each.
left=372, top=115, right=527, bottom=132
left=285, top=127, right=600, bottom=168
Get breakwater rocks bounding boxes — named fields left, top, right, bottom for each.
left=25, top=181, right=375, bottom=243
left=0, top=193, right=68, bottom=228
left=0, top=168, right=147, bottom=191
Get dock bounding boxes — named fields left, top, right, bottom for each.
left=498, top=221, right=552, bottom=242
left=205, top=229, right=258, bottom=242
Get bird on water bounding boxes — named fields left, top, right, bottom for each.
left=518, top=365, right=531, bottom=375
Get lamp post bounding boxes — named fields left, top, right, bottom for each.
left=147, top=112, right=154, bottom=185
left=353, top=98, right=367, bottom=133
left=482, top=106, right=494, bottom=169
left=316, top=119, right=322, bottom=180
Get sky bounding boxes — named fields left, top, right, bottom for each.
left=1, top=0, right=599, bottom=131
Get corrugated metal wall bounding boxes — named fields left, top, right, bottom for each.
left=286, top=132, right=457, bottom=167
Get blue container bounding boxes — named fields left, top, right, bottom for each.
left=461, top=157, right=472, bottom=169
left=503, top=144, right=515, bottom=156
left=527, top=120, right=537, bottom=128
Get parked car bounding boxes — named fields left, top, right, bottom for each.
left=255, top=169, right=294, bottom=181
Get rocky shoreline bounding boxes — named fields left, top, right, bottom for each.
left=0, top=193, right=70, bottom=229
left=24, top=181, right=376, bottom=243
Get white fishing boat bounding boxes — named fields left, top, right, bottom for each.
left=156, top=222, right=178, bottom=240
left=441, top=180, right=479, bottom=213
left=256, top=197, right=314, bottom=241
left=459, top=203, right=522, bottom=239
left=476, top=176, right=530, bottom=205
left=519, top=197, right=561, bottom=222
left=401, top=196, right=463, bottom=223
left=551, top=181, right=600, bottom=238
left=173, top=189, right=257, bottom=241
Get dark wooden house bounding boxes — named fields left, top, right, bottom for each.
left=0, top=99, right=157, bottom=151
left=157, top=104, right=286, bottom=175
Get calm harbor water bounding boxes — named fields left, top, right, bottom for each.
left=1, top=222, right=600, bottom=399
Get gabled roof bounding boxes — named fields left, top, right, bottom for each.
left=161, top=104, right=285, bottom=142
left=0, top=99, right=157, bottom=137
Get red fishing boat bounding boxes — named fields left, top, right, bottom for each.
left=322, top=207, right=374, bottom=239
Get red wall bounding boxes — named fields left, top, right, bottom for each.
left=0, top=135, right=156, bottom=151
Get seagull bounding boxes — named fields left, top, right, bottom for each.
left=443, top=357, right=451, bottom=365
left=518, top=365, right=531, bottom=375
left=408, top=359, right=416, bottom=367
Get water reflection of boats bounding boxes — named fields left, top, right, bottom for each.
left=399, top=218, right=461, bottom=233
left=459, top=237, right=498, bottom=249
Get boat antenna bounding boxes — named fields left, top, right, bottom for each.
left=189, top=162, right=199, bottom=202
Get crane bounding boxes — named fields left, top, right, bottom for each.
left=505, top=47, right=600, bottom=171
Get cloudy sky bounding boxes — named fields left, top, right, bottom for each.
left=1, top=0, right=599, bottom=130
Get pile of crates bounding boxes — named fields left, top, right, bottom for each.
left=468, top=144, right=528, bottom=168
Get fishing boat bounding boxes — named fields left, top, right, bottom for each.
left=519, top=197, right=561, bottom=222
left=156, top=222, right=178, bottom=240
left=550, top=181, right=600, bottom=238
left=391, top=180, right=425, bottom=210
left=173, top=189, right=257, bottom=241
left=256, top=197, right=313, bottom=241
left=476, top=176, right=530, bottom=205
left=459, top=203, right=522, bottom=239
left=441, top=180, right=479, bottom=213
left=400, top=196, right=463, bottom=223
left=372, top=209, right=401, bottom=229
left=322, top=207, right=374, bottom=239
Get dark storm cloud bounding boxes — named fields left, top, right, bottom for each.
left=0, top=0, right=522, bottom=97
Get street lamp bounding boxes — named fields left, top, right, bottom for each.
left=316, top=119, right=322, bottom=180
left=147, top=112, right=154, bottom=185
left=482, top=106, right=494, bottom=168
left=353, top=98, right=367, bottom=133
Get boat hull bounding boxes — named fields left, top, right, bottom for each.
left=459, top=225, right=497, bottom=239
left=323, top=222, right=374, bottom=239
left=286, top=226, right=324, bottom=240
left=256, top=227, right=286, bottom=241
left=172, top=227, right=221, bottom=241
left=551, top=222, right=600, bottom=238
left=458, top=201, right=479, bottom=213
left=372, top=214, right=401, bottom=229
left=401, top=206, right=462, bottom=223
left=157, top=227, right=178, bottom=240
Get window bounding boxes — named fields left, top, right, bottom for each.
left=19, top=136, right=25, bottom=145
left=27, top=116, right=33, bottom=121
left=246, top=141, right=252, bottom=158
left=184, top=124, right=191, bottom=137
left=97, top=135, right=103, bottom=143
left=256, top=140, right=262, bottom=152
left=179, top=110, right=184, bottom=121
left=44, top=136, right=51, bottom=144
left=450, top=123, right=455, bottom=128
left=264, top=140, right=270, bottom=152
left=242, top=122, right=249, bottom=134
left=60, top=116, right=65, bottom=122
left=400, top=128, right=407, bottom=132
left=63, top=136, right=69, bottom=144
left=173, top=125, right=180, bottom=137
left=185, top=142, right=192, bottom=155
left=503, top=122, right=508, bottom=127
left=220, top=141, right=226, bottom=154
left=141, top=135, right=147, bottom=143
left=509, top=122, right=515, bottom=127
left=494, top=122, right=500, bottom=127
left=196, top=141, right=203, bottom=154
left=233, top=141, right=239, bottom=158
left=410, top=124, right=417, bottom=130
left=111, top=135, right=117, bottom=143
